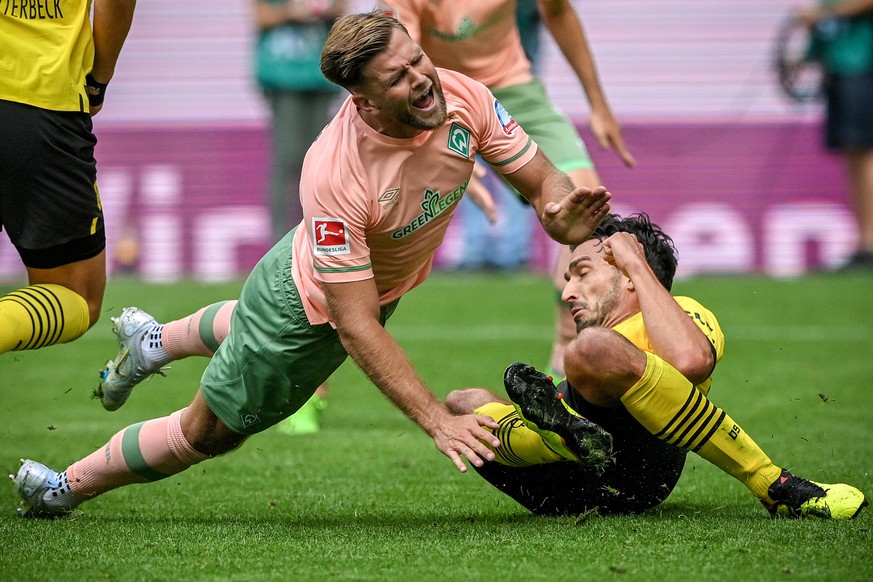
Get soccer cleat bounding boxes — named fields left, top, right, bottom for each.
left=765, top=469, right=868, bottom=519
left=277, top=394, right=328, bottom=436
left=94, top=307, right=166, bottom=411
left=10, top=459, right=78, bottom=518
left=503, top=362, right=614, bottom=471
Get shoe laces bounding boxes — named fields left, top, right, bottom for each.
left=769, top=471, right=827, bottom=507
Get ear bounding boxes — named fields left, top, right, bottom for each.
left=351, top=92, right=376, bottom=113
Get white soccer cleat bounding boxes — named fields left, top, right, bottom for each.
left=95, top=307, right=165, bottom=411
left=10, top=459, right=77, bottom=518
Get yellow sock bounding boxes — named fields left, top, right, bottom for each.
left=474, top=402, right=565, bottom=467
left=0, top=284, right=90, bottom=353
left=621, top=352, right=782, bottom=502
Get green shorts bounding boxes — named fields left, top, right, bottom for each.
left=201, top=228, right=398, bottom=434
left=492, top=79, right=594, bottom=173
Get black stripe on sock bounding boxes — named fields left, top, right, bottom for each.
left=684, top=405, right=722, bottom=451
left=653, top=387, right=698, bottom=439
left=671, top=398, right=714, bottom=448
left=691, top=410, right=727, bottom=453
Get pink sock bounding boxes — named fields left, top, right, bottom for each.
left=163, top=300, right=236, bottom=360
left=66, top=409, right=208, bottom=500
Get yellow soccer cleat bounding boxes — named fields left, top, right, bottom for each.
left=277, top=393, right=327, bottom=436
left=765, top=469, right=868, bottom=519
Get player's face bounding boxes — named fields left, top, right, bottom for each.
left=561, top=239, right=626, bottom=332
left=357, top=28, right=447, bottom=138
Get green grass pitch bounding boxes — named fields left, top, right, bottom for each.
left=1, top=271, right=871, bottom=580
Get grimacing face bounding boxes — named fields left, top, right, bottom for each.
left=561, top=238, right=626, bottom=332
left=358, top=28, right=447, bottom=137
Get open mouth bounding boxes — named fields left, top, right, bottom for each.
left=412, top=86, right=434, bottom=110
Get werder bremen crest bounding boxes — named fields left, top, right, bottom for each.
left=447, top=123, right=470, bottom=158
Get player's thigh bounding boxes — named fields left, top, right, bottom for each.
left=0, top=101, right=103, bottom=270
left=26, top=250, right=107, bottom=309
left=200, top=230, right=348, bottom=435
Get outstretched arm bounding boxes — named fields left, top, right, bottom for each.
left=323, top=278, right=499, bottom=472
left=537, top=0, right=635, bottom=168
left=89, top=0, right=137, bottom=115
left=604, top=233, right=714, bottom=384
left=502, top=148, right=611, bottom=245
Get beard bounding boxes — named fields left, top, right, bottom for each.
left=399, top=83, right=447, bottom=131
left=574, top=274, right=624, bottom=332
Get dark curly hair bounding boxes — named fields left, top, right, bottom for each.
left=590, top=213, right=678, bottom=291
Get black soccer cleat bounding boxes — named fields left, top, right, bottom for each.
left=503, top=362, right=614, bottom=471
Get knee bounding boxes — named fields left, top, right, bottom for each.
left=564, top=328, right=631, bottom=407
left=85, top=297, right=103, bottom=328
left=564, top=327, right=613, bottom=376
left=191, top=424, right=246, bottom=457
left=445, top=388, right=495, bottom=415
left=181, top=400, right=247, bottom=457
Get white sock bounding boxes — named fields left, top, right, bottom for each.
left=141, top=325, right=170, bottom=369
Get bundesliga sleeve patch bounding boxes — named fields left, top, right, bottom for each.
left=494, top=99, right=519, bottom=136
left=312, top=218, right=351, bottom=256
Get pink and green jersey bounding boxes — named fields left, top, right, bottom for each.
left=382, top=0, right=533, bottom=89
left=291, top=68, right=537, bottom=325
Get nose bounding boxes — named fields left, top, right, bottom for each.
left=407, top=65, right=428, bottom=88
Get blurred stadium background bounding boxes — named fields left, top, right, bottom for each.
left=0, top=0, right=854, bottom=283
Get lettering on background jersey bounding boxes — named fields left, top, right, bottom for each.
left=392, top=182, right=468, bottom=239
left=313, top=217, right=350, bottom=256
left=2, top=0, right=64, bottom=19
left=426, top=12, right=504, bottom=42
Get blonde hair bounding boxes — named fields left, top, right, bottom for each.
left=321, top=10, right=410, bottom=90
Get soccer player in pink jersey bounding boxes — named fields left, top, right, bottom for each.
left=381, top=0, right=636, bottom=381
left=12, top=10, right=614, bottom=518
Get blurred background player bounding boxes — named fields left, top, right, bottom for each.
left=797, top=0, right=873, bottom=270
left=0, top=0, right=137, bottom=355
left=253, top=0, right=347, bottom=433
left=446, top=213, right=867, bottom=519
left=452, top=1, right=543, bottom=273
left=380, top=0, right=636, bottom=378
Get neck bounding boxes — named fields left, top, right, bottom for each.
left=358, top=108, right=423, bottom=139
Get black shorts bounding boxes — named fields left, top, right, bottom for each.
left=825, top=70, right=873, bottom=150
left=475, top=380, right=686, bottom=516
left=0, top=100, right=104, bottom=269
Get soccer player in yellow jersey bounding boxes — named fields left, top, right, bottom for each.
left=0, top=0, right=136, bottom=354
left=446, top=213, right=867, bottom=519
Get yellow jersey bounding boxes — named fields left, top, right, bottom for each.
left=612, top=295, right=725, bottom=396
left=0, top=0, right=95, bottom=111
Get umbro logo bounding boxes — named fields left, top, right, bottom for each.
left=379, top=188, right=400, bottom=208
